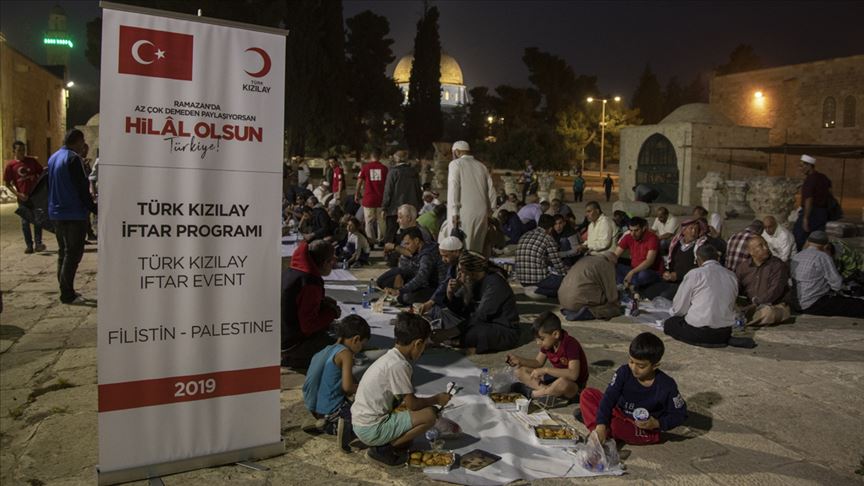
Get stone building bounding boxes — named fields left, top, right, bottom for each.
left=0, top=33, right=67, bottom=170
left=710, top=55, right=863, bottom=210
left=392, top=53, right=468, bottom=108
left=619, top=103, right=769, bottom=205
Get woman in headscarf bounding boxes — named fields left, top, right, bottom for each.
left=643, top=217, right=709, bottom=300
left=435, top=251, right=520, bottom=354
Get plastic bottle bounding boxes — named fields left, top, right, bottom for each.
left=361, top=292, right=369, bottom=309
left=733, top=312, right=745, bottom=331
left=425, top=427, right=443, bottom=451
left=479, top=368, right=492, bottom=396
left=350, top=307, right=357, bottom=315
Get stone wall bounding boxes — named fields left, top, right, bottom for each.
left=0, top=39, right=67, bottom=172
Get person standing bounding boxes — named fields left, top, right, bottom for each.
left=381, top=151, right=422, bottom=246
left=295, top=156, right=310, bottom=188
left=47, top=129, right=97, bottom=304
left=602, top=174, right=614, bottom=202
left=4, top=141, right=46, bottom=254
left=355, top=150, right=389, bottom=246
left=326, top=157, right=345, bottom=202
left=439, top=141, right=496, bottom=254
left=572, top=171, right=586, bottom=202
left=793, top=154, right=832, bottom=250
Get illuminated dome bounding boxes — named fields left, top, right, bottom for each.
left=392, top=52, right=467, bottom=107
left=393, top=53, right=464, bottom=86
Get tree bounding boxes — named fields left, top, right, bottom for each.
left=404, top=6, right=442, bottom=158
left=284, top=0, right=349, bottom=155
left=683, top=72, right=708, bottom=104
left=662, top=76, right=684, bottom=118
left=345, top=10, right=403, bottom=156
left=556, top=110, right=596, bottom=169
left=522, top=47, right=597, bottom=120
left=716, top=44, right=762, bottom=75
left=630, top=64, right=663, bottom=124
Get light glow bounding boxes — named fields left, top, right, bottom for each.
left=754, top=91, right=764, bottom=99
left=44, top=37, right=73, bottom=48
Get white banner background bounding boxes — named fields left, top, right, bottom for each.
left=97, top=7, right=284, bottom=478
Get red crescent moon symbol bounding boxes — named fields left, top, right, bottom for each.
left=245, top=47, right=271, bottom=78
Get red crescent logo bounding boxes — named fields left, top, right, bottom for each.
left=245, top=47, right=271, bottom=78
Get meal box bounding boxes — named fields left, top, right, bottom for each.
left=532, top=425, right=581, bottom=447
left=488, top=393, right=523, bottom=410
left=408, top=450, right=456, bottom=473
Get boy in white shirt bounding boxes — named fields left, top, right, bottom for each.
left=351, top=313, right=451, bottom=466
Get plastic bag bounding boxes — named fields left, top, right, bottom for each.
left=434, top=417, right=462, bottom=439
left=572, top=430, right=620, bottom=473
left=651, top=296, right=673, bottom=311
left=490, top=367, right=517, bottom=393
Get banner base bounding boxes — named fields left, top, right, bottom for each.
left=96, top=440, right=285, bottom=485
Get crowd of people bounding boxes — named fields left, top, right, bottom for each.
left=281, top=148, right=862, bottom=466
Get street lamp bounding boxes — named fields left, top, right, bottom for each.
left=587, top=96, right=621, bottom=174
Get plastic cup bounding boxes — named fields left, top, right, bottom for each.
left=515, top=398, right=529, bottom=413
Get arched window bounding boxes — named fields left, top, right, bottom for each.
left=822, top=97, right=836, bottom=128
left=843, top=95, right=856, bottom=127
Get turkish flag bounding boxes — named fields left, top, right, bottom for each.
left=118, top=25, right=193, bottom=81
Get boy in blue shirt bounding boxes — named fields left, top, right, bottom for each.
left=578, top=332, right=687, bottom=445
left=303, top=315, right=370, bottom=452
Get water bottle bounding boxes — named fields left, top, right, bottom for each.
left=479, top=368, right=492, bottom=396
left=734, top=312, right=745, bottom=331
left=350, top=307, right=357, bottom=315
left=361, top=292, right=369, bottom=309
left=425, top=427, right=443, bottom=451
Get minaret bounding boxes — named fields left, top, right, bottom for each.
left=44, top=4, right=72, bottom=68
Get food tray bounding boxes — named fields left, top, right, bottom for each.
left=408, top=450, right=456, bottom=473
left=488, top=392, right=523, bottom=410
left=532, top=425, right=581, bottom=447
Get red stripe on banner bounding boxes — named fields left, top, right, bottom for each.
left=98, top=366, right=280, bottom=412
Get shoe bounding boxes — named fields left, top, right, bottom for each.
left=431, top=326, right=461, bottom=344
left=63, top=295, right=91, bottom=306
left=337, top=417, right=355, bottom=453
left=367, top=445, right=406, bottom=467
left=24, top=247, right=34, bottom=254
left=34, top=243, right=47, bottom=252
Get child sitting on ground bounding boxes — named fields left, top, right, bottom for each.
left=351, top=312, right=451, bottom=466
left=302, top=315, right=371, bottom=452
left=342, top=217, right=371, bottom=268
left=578, top=332, right=688, bottom=445
left=506, top=312, right=588, bottom=400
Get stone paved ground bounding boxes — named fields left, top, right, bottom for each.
left=1, top=202, right=863, bottom=486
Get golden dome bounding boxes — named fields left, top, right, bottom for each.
left=393, top=53, right=464, bottom=86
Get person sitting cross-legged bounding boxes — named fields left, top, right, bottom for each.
left=516, top=214, right=569, bottom=298
left=381, top=227, right=446, bottom=306
left=735, top=235, right=792, bottom=326
left=663, top=244, right=737, bottom=348
left=558, top=255, right=622, bottom=321
left=578, top=332, right=687, bottom=445
left=791, top=231, right=864, bottom=317
left=434, top=251, right=521, bottom=354
left=506, top=312, right=588, bottom=401
left=609, top=217, right=662, bottom=295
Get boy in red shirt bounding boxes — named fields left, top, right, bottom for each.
left=610, top=217, right=661, bottom=293
left=3, top=141, right=46, bottom=253
left=506, top=312, right=588, bottom=400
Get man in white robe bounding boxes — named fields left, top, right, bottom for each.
left=439, top=141, right=497, bottom=254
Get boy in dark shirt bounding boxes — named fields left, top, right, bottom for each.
left=578, top=332, right=687, bottom=445
left=506, top=312, right=588, bottom=400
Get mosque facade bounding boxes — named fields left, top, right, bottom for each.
left=392, top=53, right=468, bottom=107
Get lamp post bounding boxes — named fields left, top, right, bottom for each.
left=587, top=96, right=621, bottom=174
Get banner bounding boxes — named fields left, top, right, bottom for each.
left=97, top=5, right=285, bottom=483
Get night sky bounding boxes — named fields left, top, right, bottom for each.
left=2, top=0, right=862, bottom=109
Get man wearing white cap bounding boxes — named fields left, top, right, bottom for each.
left=793, top=154, right=833, bottom=250
left=419, top=236, right=464, bottom=315
left=439, top=141, right=497, bottom=254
